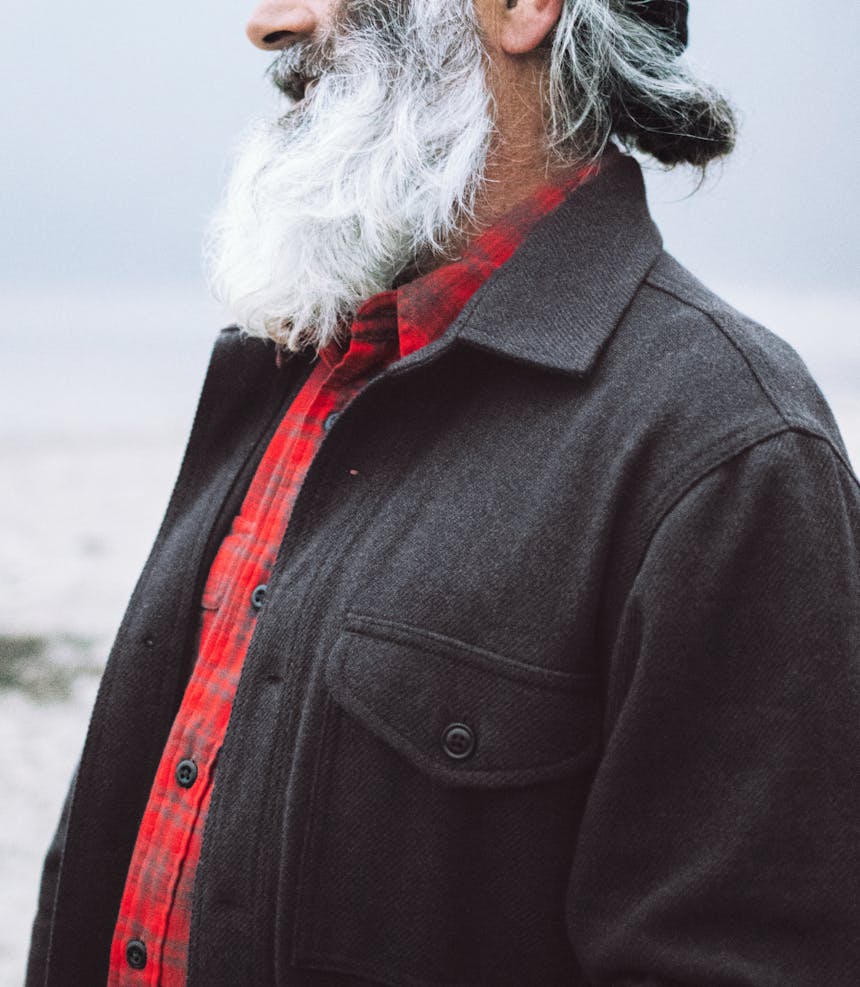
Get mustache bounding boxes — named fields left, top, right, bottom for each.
left=266, top=40, right=336, bottom=100
left=264, top=0, right=410, bottom=101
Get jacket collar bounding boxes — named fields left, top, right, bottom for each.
left=388, top=148, right=663, bottom=379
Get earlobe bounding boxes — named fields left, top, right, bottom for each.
left=498, top=0, right=564, bottom=56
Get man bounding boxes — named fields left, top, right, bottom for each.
left=27, top=0, right=860, bottom=984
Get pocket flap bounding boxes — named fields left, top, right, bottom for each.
left=324, top=613, right=602, bottom=788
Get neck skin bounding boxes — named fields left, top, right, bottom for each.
left=411, top=26, right=573, bottom=278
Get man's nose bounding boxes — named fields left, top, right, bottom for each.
left=246, top=1, right=320, bottom=50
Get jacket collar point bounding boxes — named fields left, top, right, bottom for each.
left=454, top=152, right=663, bottom=377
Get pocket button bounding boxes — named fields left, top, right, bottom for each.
left=441, top=723, right=476, bottom=760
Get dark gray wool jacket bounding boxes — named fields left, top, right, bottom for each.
left=28, top=150, right=860, bottom=987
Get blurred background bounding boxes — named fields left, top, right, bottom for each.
left=1, top=1, right=858, bottom=982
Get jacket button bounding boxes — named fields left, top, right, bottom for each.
left=176, top=758, right=198, bottom=789
left=323, top=411, right=340, bottom=431
left=251, top=584, right=268, bottom=610
left=441, top=723, right=476, bottom=760
left=126, top=938, right=147, bottom=970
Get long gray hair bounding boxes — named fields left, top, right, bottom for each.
left=547, top=0, right=736, bottom=166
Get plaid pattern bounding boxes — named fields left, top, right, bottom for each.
left=107, top=161, right=597, bottom=986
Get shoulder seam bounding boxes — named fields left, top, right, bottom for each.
left=634, top=427, right=858, bottom=593
left=643, top=274, right=792, bottom=428
left=605, top=427, right=856, bottom=732
left=643, top=274, right=856, bottom=478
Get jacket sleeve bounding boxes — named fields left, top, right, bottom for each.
left=568, top=429, right=860, bottom=986
left=25, top=764, right=77, bottom=987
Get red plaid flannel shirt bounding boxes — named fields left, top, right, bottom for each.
left=107, top=162, right=597, bottom=985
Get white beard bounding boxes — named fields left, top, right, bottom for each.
left=204, top=0, right=494, bottom=353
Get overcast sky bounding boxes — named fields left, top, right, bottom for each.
left=1, top=1, right=858, bottom=297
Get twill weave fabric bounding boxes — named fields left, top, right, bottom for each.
left=27, top=152, right=860, bottom=987
left=106, top=164, right=597, bottom=986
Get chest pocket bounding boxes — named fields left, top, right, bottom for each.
left=290, top=612, right=601, bottom=986
left=326, top=612, right=599, bottom=786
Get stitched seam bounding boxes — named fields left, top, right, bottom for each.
left=639, top=272, right=859, bottom=522
left=333, top=677, right=597, bottom=781
left=345, top=612, right=594, bottom=690
left=607, top=426, right=858, bottom=740
left=644, top=275, right=791, bottom=424
left=633, top=428, right=785, bottom=584
left=644, top=275, right=857, bottom=480
left=291, top=693, right=337, bottom=962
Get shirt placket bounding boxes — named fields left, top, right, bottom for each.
left=107, top=348, right=385, bottom=986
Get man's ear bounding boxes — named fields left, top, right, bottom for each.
left=497, top=0, right=564, bottom=55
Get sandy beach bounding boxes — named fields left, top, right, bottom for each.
left=1, top=285, right=857, bottom=985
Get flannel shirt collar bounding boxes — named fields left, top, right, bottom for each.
left=318, top=156, right=601, bottom=373
left=317, top=146, right=663, bottom=378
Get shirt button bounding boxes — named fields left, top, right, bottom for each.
left=126, top=938, right=147, bottom=970
left=251, top=584, right=268, bottom=610
left=323, top=411, right=340, bottom=431
left=441, top=723, right=476, bottom=760
left=175, top=758, right=198, bottom=789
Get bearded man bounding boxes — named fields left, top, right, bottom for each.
left=26, top=0, right=860, bottom=984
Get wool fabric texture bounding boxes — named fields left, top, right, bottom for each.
left=27, top=150, right=860, bottom=987
left=105, top=162, right=596, bottom=987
